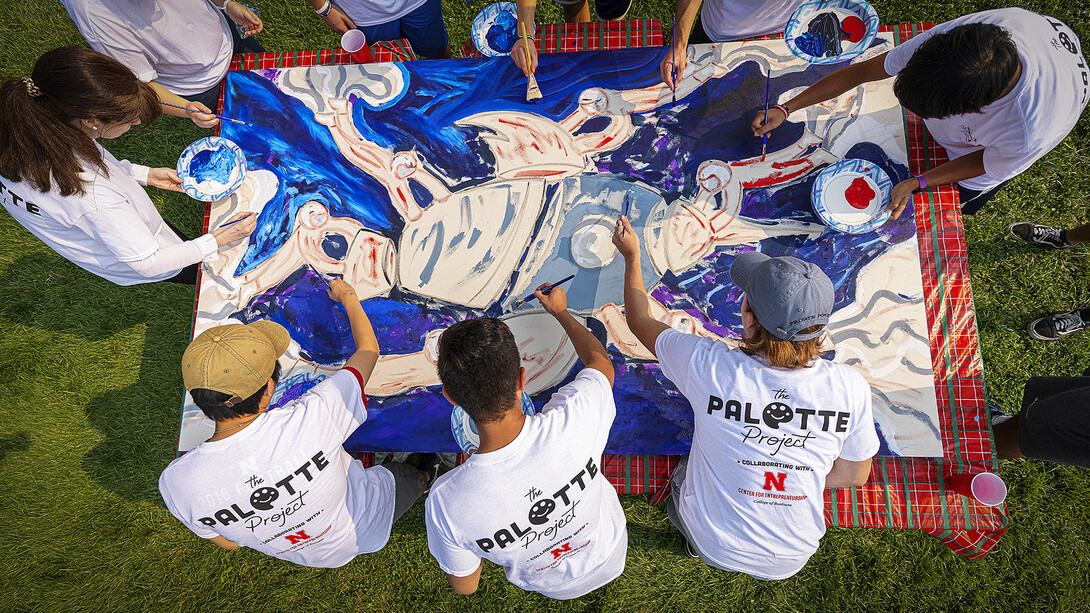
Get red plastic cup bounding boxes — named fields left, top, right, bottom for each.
left=341, top=29, right=374, bottom=64
left=944, top=472, right=1007, bottom=506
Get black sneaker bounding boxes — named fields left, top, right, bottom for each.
left=1028, top=309, right=1090, bottom=341
left=595, top=0, right=632, bottom=21
left=1009, top=222, right=1071, bottom=249
left=419, top=453, right=441, bottom=493
left=684, top=540, right=700, bottom=559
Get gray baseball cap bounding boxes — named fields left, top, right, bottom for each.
left=729, top=251, right=834, bottom=341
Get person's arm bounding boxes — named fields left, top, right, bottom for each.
left=535, top=285, right=615, bottom=386
left=327, top=278, right=381, bottom=385
left=510, top=0, right=538, bottom=77
left=824, top=456, right=873, bottom=488
left=886, top=149, right=985, bottom=219
left=659, top=0, right=703, bottom=87
left=445, top=561, right=484, bottom=596
left=750, top=53, right=891, bottom=137
left=221, top=0, right=263, bottom=36
left=611, top=216, right=671, bottom=358
left=308, top=0, right=356, bottom=35
left=207, top=535, right=240, bottom=550
left=148, top=81, right=218, bottom=128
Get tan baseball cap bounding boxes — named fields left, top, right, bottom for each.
left=182, top=321, right=291, bottom=405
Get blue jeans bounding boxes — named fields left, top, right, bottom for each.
left=361, top=0, right=449, bottom=59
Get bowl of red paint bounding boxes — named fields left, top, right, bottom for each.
left=811, top=158, right=892, bottom=234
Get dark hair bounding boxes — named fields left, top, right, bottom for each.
left=0, top=46, right=161, bottom=197
left=893, top=23, right=1019, bottom=119
left=740, top=323, right=823, bottom=369
left=437, top=318, right=522, bottom=425
left=191, top=362, right=282, bottom=422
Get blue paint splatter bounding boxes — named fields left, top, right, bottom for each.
left=795, top=12, right=844, bottom=58
left=189, top=147, right=237, bottom=185
left=485, top=10, right=518, bottom=54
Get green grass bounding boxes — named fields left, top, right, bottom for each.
left=1, top=1, right=1089, bottom=611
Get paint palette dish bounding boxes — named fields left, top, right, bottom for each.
left=451, top=391, right=537, bottom=452
left=472, top=2, right=520, bottom=57
left=811, top=158, right=892, bottom=234
left=177, top=136, right=247, bottom=202
left=785, top=0, right=879, bottom=65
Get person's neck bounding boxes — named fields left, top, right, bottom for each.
left=475, top=403, right=528, bottom=454
left=208, top=409, right=265, bottom=442
left=997, top=60, right=1023, bottom=100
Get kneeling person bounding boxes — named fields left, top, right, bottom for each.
left=159, top=279, right=432, bottom=568
left=425, top=286, right=627, bottom=599
left=613, top=217, right=879, bottom=580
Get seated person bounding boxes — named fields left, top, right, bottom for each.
left=60, top=0, right=265, bottom=127
left=424, top=286, right=627, bottom=599
left=752, top=8, right=1089, bottom=217
left=510, top=0, right=632, bottom=76
left=994, top=370, right=1090, bottom=469
left=308, top=0, right=451, bottom=59
left=612, top=216, right=878, bottom=579
left=159, top=279, right=436, bottom=567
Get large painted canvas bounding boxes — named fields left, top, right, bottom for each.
left=178, top=36, right=943, bottom=457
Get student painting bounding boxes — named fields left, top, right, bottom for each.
left=424, top=285, right=627, bottom=599
left=752, top=8, right=1088, bottom=217
left=611, top=216, right=878, bottom=579
left=0, top=47, right=254, bottom=286
left=159, top=279, right=437, bottom=567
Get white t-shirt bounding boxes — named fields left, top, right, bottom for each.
left=159, top=368, right=398, bottom=568
left=60, top=0, right=234, bottom=95
left=425, top=369, right=627, bottom=600
left=334, top=0, right=428, bottom=28
left=884, top=8, right=1089, bottom=192
left=700, top=0, right=807, bottom=42
left=1, top=144, right=218, bottom=285
left=656, top=329, right=879, bottom=580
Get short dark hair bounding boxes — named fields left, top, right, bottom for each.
left=437, top=318, right=521, bottom=425
left=893, top=23, right=1019, bottom=119
left=191, top=362, right=282, bottom=422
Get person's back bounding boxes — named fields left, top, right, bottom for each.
left=425, top=294, right=627, bottom=599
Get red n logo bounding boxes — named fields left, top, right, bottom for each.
left=284, top=530, right=311, bottom=544
left=551, top=543, right=572, bottom=559
left=762, top=472, right=787, bottom=491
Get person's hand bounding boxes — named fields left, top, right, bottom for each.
left=211, top=211, right=256, bottom=248
left=535, top=283, right=567, bottom=316
left=147, top=167, right=183, bottom=192
left=185, top=101, right=219, bottom=128
left=751, top=105, right=787, bottom=137
left=321, top=7, right=356, bottom=35
left=886, top=178, right=918, bottom=220
left=660, top=45, right=687, bottom=89
left=612, top=215, right=640, bottom=261
left=225, top=0, right=263, bottom=36
left=326, top=278, right=359, bottom=304
left=511, top=36, right=538, bottom=77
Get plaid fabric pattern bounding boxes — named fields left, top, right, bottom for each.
left=206, top=20, right=1003, bottom=560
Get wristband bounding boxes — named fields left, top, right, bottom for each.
left=315, top=0, right=333, bottom=16
left=915, top=174, right=927, bottom=190
left=773, top=103, right=789, bottom=119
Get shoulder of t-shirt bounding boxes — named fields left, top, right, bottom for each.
left=300, top=368, right=368, bottom=410
left=655, top=327, right=720, bottom=360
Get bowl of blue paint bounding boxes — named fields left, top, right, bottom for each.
left=177, top=136, right=247, bottom=202
left=472, top=2, right=521, bottom=57
left=785, top=0, right=880, bottom=65
left=450, top=391, right=537, bottom=452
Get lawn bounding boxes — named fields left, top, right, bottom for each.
left=1, top=0, right=1088, bottom=611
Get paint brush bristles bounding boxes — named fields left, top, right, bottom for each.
left=519, top=21, right=542, bottom=103
left=512, top=274, right=576, bottom=308
left=760, top=67, right=771, bottom=161
left=160, top=101, right=253, bottom=126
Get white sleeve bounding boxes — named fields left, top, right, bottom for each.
left=837, top=372, right=880, bottom=461
left=654, top=329, right=710, bottom=397
left=306, top=368, right=370, bottom=439
left=126, top=233, right=219, bottom=277
left=159, top=469, right=218, bottom=539
left=539, top=368, right=616, bottom=447
left=425, top=490, right=484, bottom=577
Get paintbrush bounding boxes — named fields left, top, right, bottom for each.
left=671, top=20, right=677, bottom=104
left=621, top=193, right=630, bottom=237
left=512, top=274, right=576, bottom=308
left=760, top=67, right=771, bottom=161
left=519, top=21, right=542, bottom=103
left=160, top=101, right=253, bottom=126
left=218, top=212, right=252, bottom=228
left=307, top=263, right=334, bottom=291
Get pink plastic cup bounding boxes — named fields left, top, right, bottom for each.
left=341, top=29, right=374, bottom=64
left=944, top=472, right=1007, bottom=506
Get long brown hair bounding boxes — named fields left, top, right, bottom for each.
left=739, top=323, right=824, bottom=369
left=0, top=46, right=160, bottom=197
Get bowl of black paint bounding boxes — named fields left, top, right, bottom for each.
left=785, top=0, right=879, bottom=65
left=176, top=136, right=247, bottom=202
